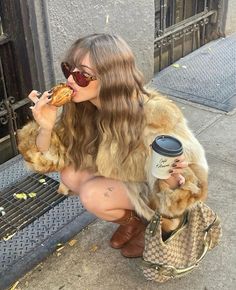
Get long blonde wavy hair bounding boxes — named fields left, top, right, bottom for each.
left=57, top=33, right=150, bottom=170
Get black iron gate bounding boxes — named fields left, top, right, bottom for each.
left=0, top=1, right=36, bottom=164
left=154, top=0, right=220, bottom=72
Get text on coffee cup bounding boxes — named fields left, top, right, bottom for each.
left=155, top=158, right=170, bottom=168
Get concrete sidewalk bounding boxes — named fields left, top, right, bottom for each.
left=14, top=96, right=236, bottom=290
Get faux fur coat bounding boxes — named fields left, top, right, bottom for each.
left=18, top=90, right=208, bottom=221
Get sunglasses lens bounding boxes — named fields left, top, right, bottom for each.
left=61, top=62, right=71, bottom=79
left=73, top=72, right=90, bottom=87
left=61, top=62, right=91, bottom=87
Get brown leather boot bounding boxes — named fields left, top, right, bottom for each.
left=110, top=210, right=146, bottom=249
left=121, top=227, right=145, bottom=258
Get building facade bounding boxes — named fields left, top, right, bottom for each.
left=0, top=0, right=235, bottom=163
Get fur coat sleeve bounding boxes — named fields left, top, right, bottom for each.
left=18, top=121, right=67, bottom=173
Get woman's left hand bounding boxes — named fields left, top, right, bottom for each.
left=165, top=155, right=188, bottom=189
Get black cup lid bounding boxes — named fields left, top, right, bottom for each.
left=151, top=135, right=183, bottom=157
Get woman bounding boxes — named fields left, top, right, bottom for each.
left=18, top=33, right=208, bottom=258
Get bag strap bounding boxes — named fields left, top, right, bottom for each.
left=148, top=210, right=188, bottom=238
left=148, top=213, right=161, bottom=237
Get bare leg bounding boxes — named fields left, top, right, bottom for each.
left=61, top=166, right=147, bottom=257
left=60, top=166, right=134, bottom=221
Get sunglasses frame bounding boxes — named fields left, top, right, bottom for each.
left=61, top=62, right=97, bottom=87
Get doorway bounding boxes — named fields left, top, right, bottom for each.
left=0, top=0, right=37, bottom=164
left=154, top=0, right=220, bottom=72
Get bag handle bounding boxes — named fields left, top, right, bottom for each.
left=143, top=230, right=210, bottom=277
left=143, top=215, right=220, bottom=278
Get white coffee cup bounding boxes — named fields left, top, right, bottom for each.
left=151, top=135, right=183, bottom=179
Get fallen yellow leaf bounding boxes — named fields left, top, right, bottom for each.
left=9, top=281, right=19, bottom=290
left=56, top=246, right=65, bottom=252
left=89, top=244, right=98, bottom=252
left=3, top=232, right=16, bottom=241
left=56, top=243, right=65, bottom=252
left=68, top=239, right=78, bottom=246
left=28, top=192, right=37, bottom=198
left=172, top=63, right=180, bottom=68
left=0, top=206, right=6, bottom=216
left=39, top=178, right=47, bottom=185
left=13, top=193, right=27, bottom=200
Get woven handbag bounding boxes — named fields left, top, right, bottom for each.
left=142, top=202, right=222, bottom=283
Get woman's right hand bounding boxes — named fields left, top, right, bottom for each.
left=28, top=90, right=58, bottom=131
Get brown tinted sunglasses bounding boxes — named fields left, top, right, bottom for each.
left=61, top=62, right=97, bottom=87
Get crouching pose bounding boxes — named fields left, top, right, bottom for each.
left=18, top=33, right=208, bottom=258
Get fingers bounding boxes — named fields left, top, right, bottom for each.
left=170, top=155, right=188, bottom=175
left=28, top=90, right=41, bottom=104
left=177, top=174, right=185, bottom=185
left=171, top=173, right=185, bottom=186
left=173, top=154, right=186, bottom=164
left=170, top=161, right=188, bottom=173
left=36, top=91, right=53, bottom=108
left=29, top=90, right=53, bottom=109
left=173, top=154, right=188, bottom=167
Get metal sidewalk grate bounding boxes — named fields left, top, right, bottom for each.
left=0, top=156, right=96, bottom=290
left=0, top=173, right=66, bottom=240
left=152, top=34, right=236, bottom=112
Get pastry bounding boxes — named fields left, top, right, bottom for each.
left=50, top=83, right=73, bottom=107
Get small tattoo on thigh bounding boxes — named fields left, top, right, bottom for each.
left=104, top=192, right=110, bottom=197
left=103, top=187, right=114, bottom=197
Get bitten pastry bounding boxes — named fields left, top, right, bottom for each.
left=50, top=83, right=73, bottom=107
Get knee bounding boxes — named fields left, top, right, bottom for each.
left=60, top=167, right=94, bottom=193
left=60, top=171, right=98, bottom=213
left=79, top=182, right=101, bottom=213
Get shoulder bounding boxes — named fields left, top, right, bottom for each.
left=143, top=89, right=184, bottom=131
